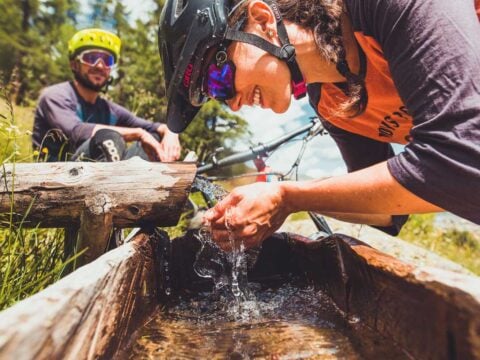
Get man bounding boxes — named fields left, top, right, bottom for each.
left=32, top=28, right=181, bottom=264
left=33, top=28, right=181, bottom=163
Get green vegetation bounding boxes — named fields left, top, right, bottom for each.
left=0, top=91, right=78, bottom=311
left=288, top=212, right=311, bottom=222
left=400, top=214, right=480, bottom=275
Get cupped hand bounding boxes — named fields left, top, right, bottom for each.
left=159, top=129, right=181, bottom=161
left=204, top=182, right=290, bottom=251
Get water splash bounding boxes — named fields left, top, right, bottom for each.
left=225, top=207, right=257, bottom=320
left=191, top=176, right=258, bottom=320
left=193, top=224, right=229, bottom=291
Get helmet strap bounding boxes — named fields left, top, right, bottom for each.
left=224, top=0, right=306, bottom=99
left=101, top=76, right=114, bottom=93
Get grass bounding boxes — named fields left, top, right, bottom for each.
left=399, top=214, right=480, bottom=275
left=0, top=90, right=76, bottom=311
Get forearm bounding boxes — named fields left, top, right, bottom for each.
left=92, top=124, right=145, bottom=142
left=320, top=212, right=393, bottom=226
left=282, top=161, right=443, bottom=216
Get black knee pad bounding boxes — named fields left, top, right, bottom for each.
left=89, top=129, right=126, bottom=162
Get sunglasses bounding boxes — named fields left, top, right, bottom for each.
left=77, top=50, right=116, bottom=68
left=204, top=58, right=236, bottom=101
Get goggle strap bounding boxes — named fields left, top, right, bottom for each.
left=224, top=29, right=306, bottom=100
left=264, top=0, right=306, bottom=99
left=264, top=0, right=290, bottom=46
left=225, top=29, right=286, bottom=59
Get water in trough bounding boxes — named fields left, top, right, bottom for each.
left=126, top=178, right=399, bottom=359
left=128, top=280, right=363, bottom=359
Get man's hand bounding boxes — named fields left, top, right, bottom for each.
left=158, top=127, right=181, bottom=161
left=92, top=124, right=181, bottom=162
left=138, top=129, right=165, bottom=161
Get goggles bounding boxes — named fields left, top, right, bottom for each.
left=204, top=56, right=236, bottom=102
left=77, top=49, right=116, bottom=68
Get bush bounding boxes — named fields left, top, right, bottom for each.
left=400, top=214, right=480, bottom=275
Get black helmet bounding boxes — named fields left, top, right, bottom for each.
left=159, top=0, right=306, bottom=133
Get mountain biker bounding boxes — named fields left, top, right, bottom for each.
left=159, top=0, right=480, bottom=250
left=33, top=28, right=181, bottom=163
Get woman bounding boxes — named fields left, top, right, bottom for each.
left=159, top=0, right=480, bottom=249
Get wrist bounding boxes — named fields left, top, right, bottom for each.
left=279, top=181, right=300, bottom=214
left=136, top=128, right=148, bottom=140
left=157, top=124, right=167, bottom=136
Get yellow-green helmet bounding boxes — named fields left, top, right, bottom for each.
left=68, top=28, right=121, bottom=62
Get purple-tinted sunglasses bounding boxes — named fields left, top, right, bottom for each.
left=77, top=50, right=116, bottom=68
left=204, top=52, right=236, bottom=101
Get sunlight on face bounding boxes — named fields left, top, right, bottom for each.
left=226, top=24, right=292, bottom=113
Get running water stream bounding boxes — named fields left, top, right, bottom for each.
left=191, top=176, right=256, bottom=319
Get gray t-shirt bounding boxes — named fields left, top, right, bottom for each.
left=308, top=0, right=480, bottom=227
left=33, top=81, right=160, bottom=151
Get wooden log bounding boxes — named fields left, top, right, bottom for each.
left=77, top=196, right=114, bottom=265
left=0, top=230, right=166, bottom=360
left=0, top=157, right=196, bottom=228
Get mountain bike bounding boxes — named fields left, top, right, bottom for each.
left=191, top=116, right=333, bottom=236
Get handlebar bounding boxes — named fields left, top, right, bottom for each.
left=197, top=117, right=324, bottom=174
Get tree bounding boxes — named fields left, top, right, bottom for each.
left=87, top=0, right=114, bottom=28
left=0, top=0, right=79, bottom=104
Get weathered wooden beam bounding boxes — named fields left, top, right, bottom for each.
left=0, top=230, right=166, bottom=360
left=77, top=197, right=114, bottom=265
left=0, top=157, right=196, bottom=228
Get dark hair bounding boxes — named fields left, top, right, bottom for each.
left=229, top=0, right=367, bottom=118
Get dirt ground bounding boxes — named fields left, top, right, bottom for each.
left=280, top=217, right=473, bottom=275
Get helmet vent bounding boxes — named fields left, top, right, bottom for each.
left=174, top=0, right=186, bottom=17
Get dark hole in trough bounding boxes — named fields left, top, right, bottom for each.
left=118, top=229, right=480, bottom=360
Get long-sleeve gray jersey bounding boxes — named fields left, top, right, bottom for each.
left=33, top=81, right=160, bottom=150
left=308, top=0, right=480, bottom=227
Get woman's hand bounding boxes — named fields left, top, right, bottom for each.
left=204, top=182, right=290, bottom=251
left=158, top=128, right=181, bottom=161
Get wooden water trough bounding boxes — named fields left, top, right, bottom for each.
left=0, top=229, right=479, bottom=359
left=0, top=158, right=479, bottom=359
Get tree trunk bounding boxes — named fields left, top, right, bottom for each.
left=12, top=0, right=31, bottom=105
left=0, top=230, right=166, bottom=360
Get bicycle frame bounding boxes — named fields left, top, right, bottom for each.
left=197, top=117, right=325, bottom=175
